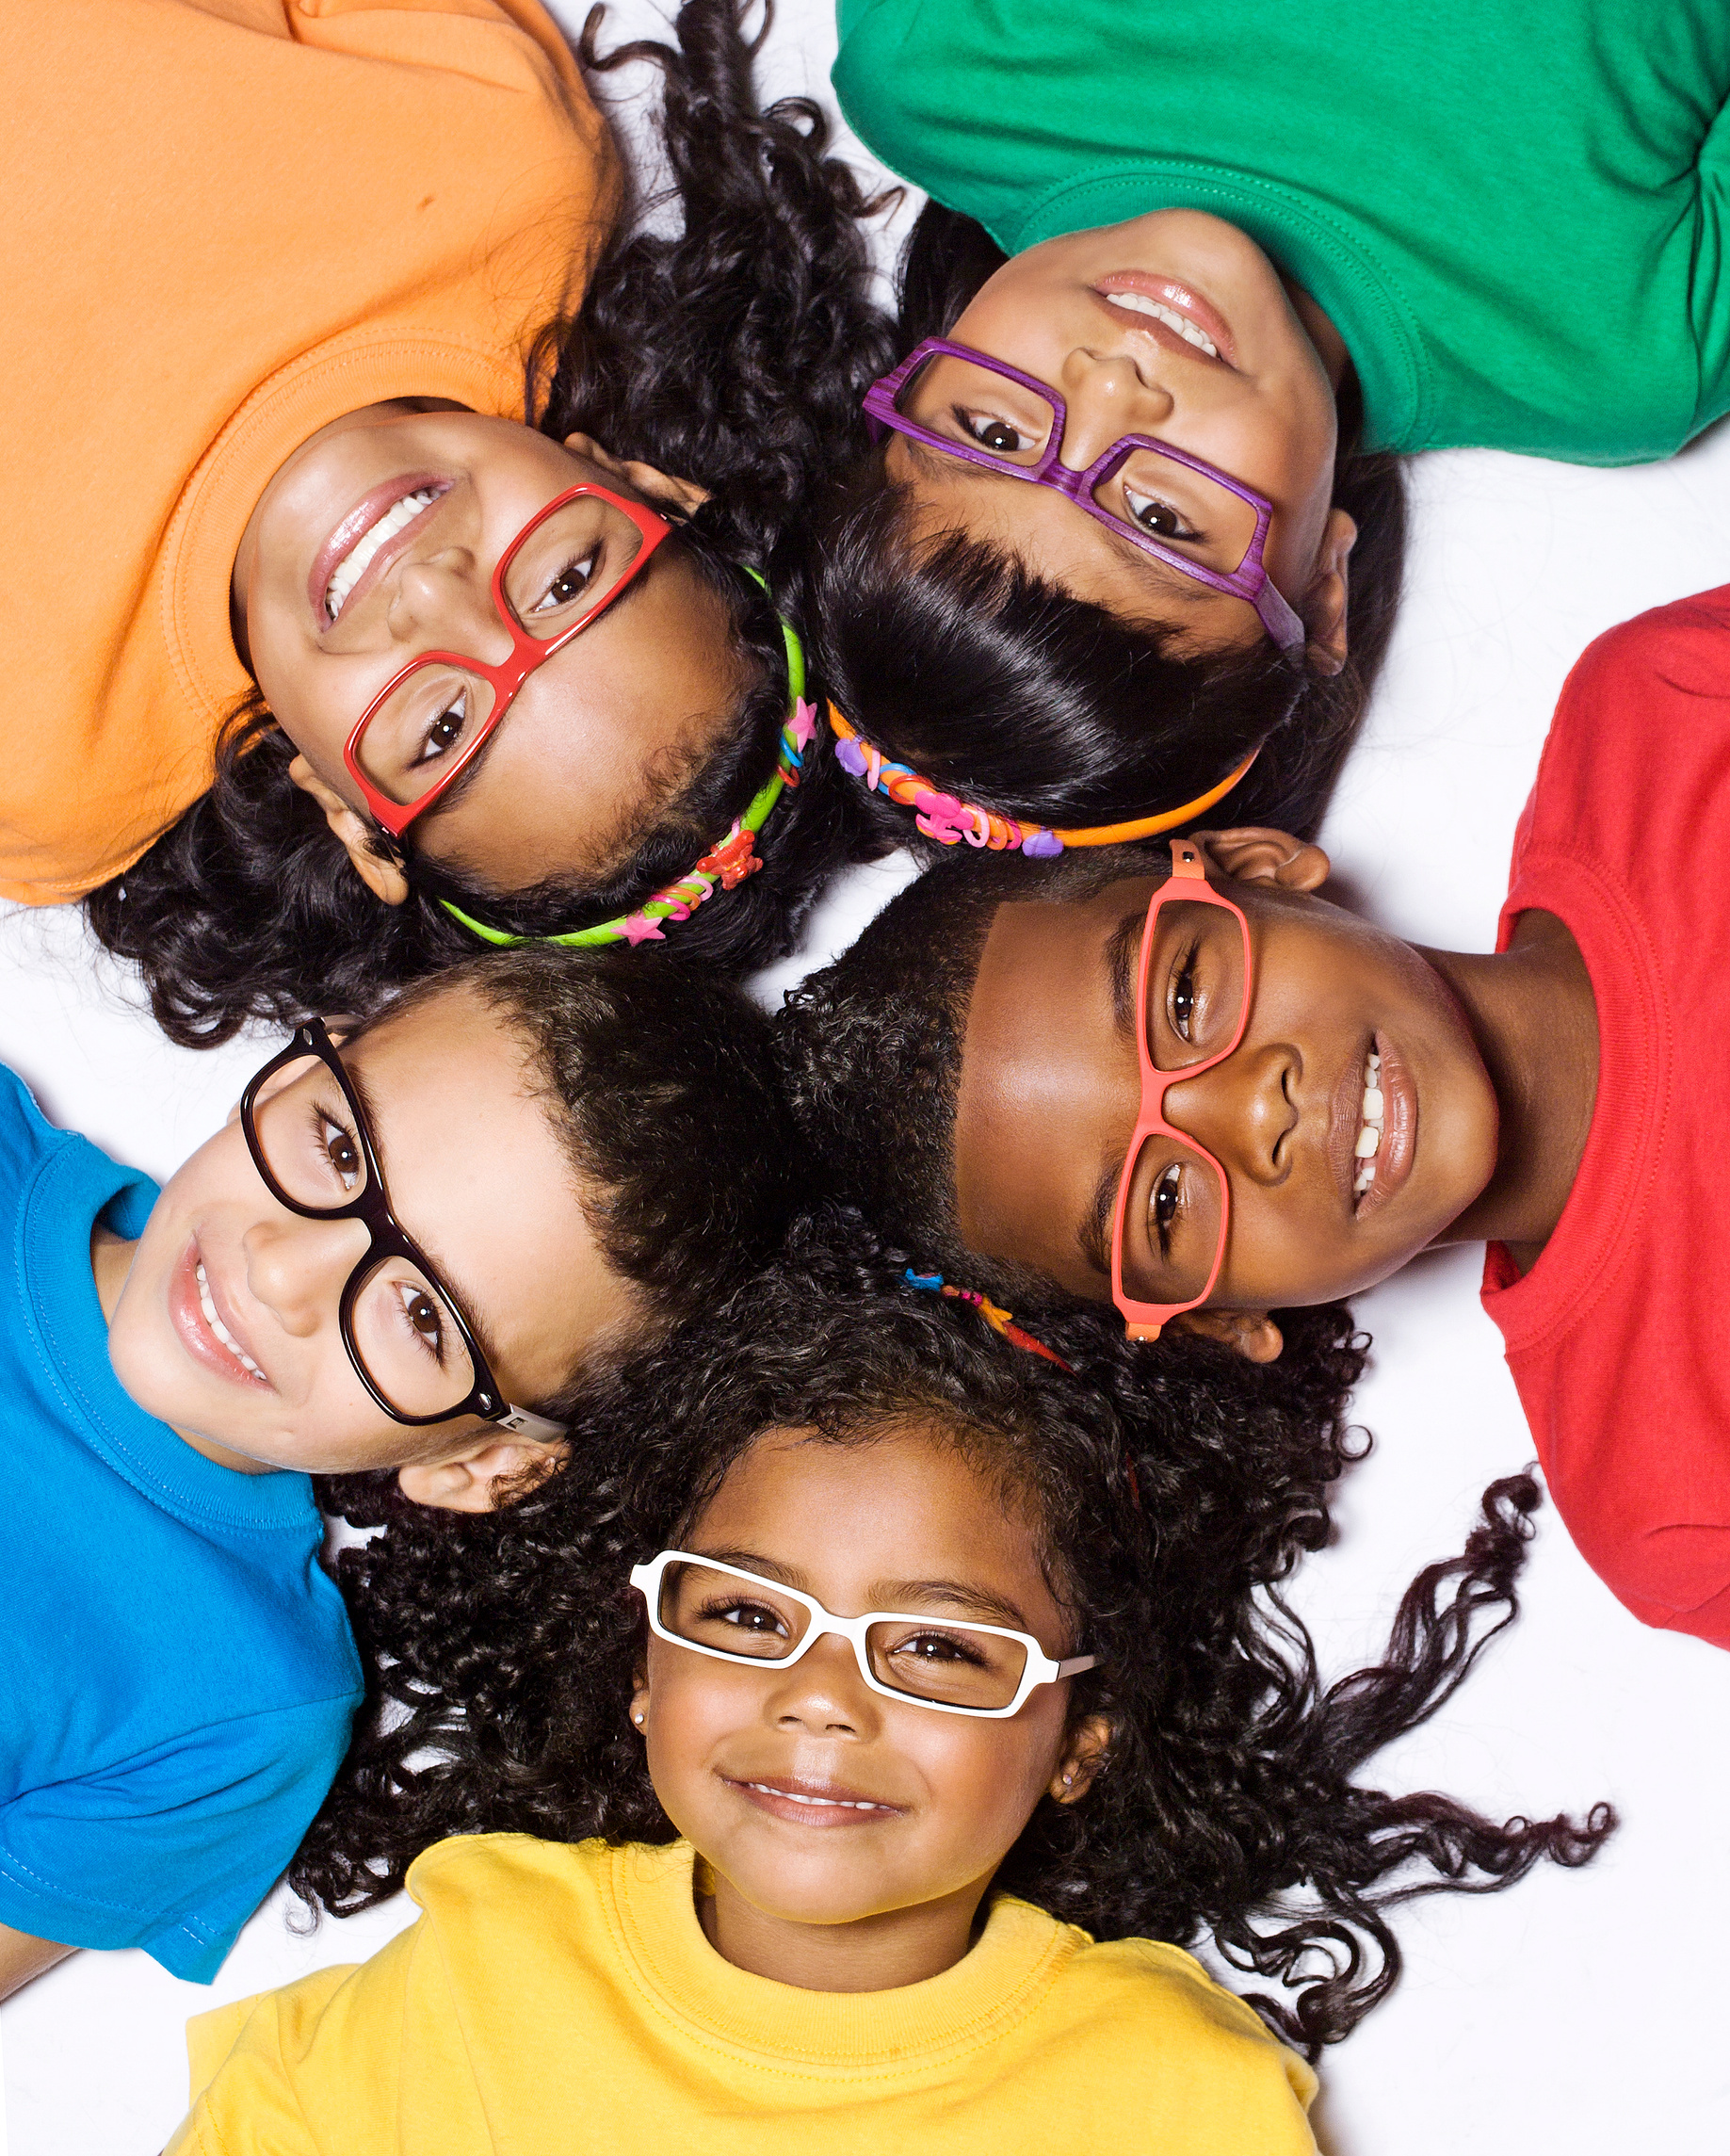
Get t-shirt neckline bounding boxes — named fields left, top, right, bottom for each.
left=607, top=1840, right=1076, bottom=2069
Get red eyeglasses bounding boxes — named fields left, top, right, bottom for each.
left=1110, top=839, right=1255, bottom=1341
left=341, top=483, right=672, bottom=837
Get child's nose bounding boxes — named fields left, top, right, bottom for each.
left=242, top=1215, right=371, bottom=1337
left=1163, top=1044, right=1298, bottom=1186
left=768, top=1634, right=880, bottom=1739
left=1059, top=349, right=1175, bottom=468
left=390, top=556, right=516, bottom=663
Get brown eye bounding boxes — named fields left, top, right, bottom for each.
left=426, top=705, right=464, bottom=754
left=405, top=1291, right=442, bottom=1342
left=1171, top=953, right=1198, bottom=1038
left=1123, top=485, right=1201, bottom=542
left=319, top=1116, right=362, bottom=1190
left=961, top=409, right=1025, bottom=453
left=1151, top=1161, right=1184, bottom=1252
left=532, top=549, right=599, bottom=614
left=392, top=1280, right=447, bottom=1364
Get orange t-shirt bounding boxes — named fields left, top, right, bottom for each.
left=0, top=0, right=620, bottom=903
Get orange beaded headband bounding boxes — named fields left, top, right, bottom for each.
left=828, top=703, right=1257, bottom=855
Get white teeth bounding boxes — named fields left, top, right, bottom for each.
left=745, top=1783, right=887, bottom=1811
left=1101, top=289, right=1220, bottom=355
left=1353, top=1050, right=1385, bottom=1198
left=324, top=487, right=440, bottom=622
left=195, top=1262, right=262, bottom=1377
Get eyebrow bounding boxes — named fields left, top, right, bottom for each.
left=868, top=1578, right=1032, bottom=1630
left=343, top=1056, right=509, bottom=1377
left=416, top=554, right=658, bottom=833
left=688, top=1548, right=1032, bottom=1631
left=1075, top=907, right=1150, bottom=1279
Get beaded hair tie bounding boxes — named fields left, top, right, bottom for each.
left=903, top=1269, right=1074, bottom=1373
left=828, top=703, right=1257, bottom=855
left=442, top=573, right=816, bottom=951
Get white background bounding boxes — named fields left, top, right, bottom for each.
left=5, top=3, right=1730, bottom=2148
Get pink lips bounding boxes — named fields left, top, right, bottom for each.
left=169, top=1236, right=269, bottom=1389
left=724, top=1774, right=903, bottom=1829
left=306, top=474, right=448, bottom=631
left=1091, top=270, right=1237, bottom=366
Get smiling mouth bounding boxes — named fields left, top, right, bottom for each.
left=1091, top=272, right=1237, bottom=365
left=1103, top=291, right=1218, bottom=354
left=172, top=1239, right=270, bottom=1388
left=1341, top=1033, right=1416, bottom=1218
left=320, top=482, right=445, bottom=624
left=196, top=1262, right=264, bottom=1377
left=727, top=1775, right=901, bottom=1824
left=1351, top=1048, right=1384, bottom=1199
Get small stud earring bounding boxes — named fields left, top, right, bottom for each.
left=632, top=1711, right=645, bottom=1726
left=1061, top=1772, right=1074, bottom=1787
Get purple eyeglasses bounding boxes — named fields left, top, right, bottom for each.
left=863, top=338, right=1306, bottom=655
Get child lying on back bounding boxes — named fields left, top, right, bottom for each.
left=779, top=586, right=1730, bottom=1648
left=168, top=1221, right=1605, bottom=2153
left=0, top=949, right=792, bottom=2001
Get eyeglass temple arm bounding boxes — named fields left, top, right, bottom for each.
left=494, top=1403, right=565, bottom=1440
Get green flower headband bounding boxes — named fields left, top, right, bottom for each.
left=441, top=572, right=813, bottom=950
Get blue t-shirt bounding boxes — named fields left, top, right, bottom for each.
left=0, top=1068, right=362, bottom=1981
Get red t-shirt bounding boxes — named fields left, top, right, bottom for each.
left=1481, top=584, right=1730, bottom=1649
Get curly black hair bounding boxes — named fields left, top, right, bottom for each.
left=292, top=1214, right=1608, bottom=2058
left=806, top=201, right=1408, bottom=851
left=85, top=0, right=899, bottom=1048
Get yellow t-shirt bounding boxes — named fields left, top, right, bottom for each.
left=169, top=1835, right=1318, bottom=2154
left=0, top=0, right=619, bottom=903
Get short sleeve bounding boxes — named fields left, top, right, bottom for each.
left=0, top=1693, right=355, bottom=1982
left=167, top=1971, right=353, bottom=2156
left=170, top=1929, right=423, bottom=2154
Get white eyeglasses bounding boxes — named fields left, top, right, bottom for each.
left=629, top=1549, right=1098, bottom=1719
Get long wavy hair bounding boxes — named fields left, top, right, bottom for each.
left=85, top=0, right=899, bottom=1048
left=294, top=1216, right=1609, bottom=2058
left=806, top=202, right=1408, bottom=851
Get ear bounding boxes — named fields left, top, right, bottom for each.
left=1049, top=1714, right=1113, bottom=1805
left=396, top=1431, right=569, bottom=1514
left=562, top=432, right=710, bottom=518
left=1193, top=826, right=1331, bottom=893
left=629, top=1668, right=651, bottom=1735
left=287, top=754, right=412, bottom=907
left=1169, top=1306, right=1285, bottom=1364
left=1300, top=506, right=1356, bottom=679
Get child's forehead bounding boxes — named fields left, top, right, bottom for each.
left=690, top=1424, right=1052, bottom=1590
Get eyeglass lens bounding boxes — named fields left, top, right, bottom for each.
left=248, top=1055, right=481, bottom=1419
left=351, top=491, right=655, bottom=809
left=656, top=1561, right=1032, bottom=1710
left=896, top=354, right=1258, bottom=574
left=1120, top=899, right=1251, bottom=1305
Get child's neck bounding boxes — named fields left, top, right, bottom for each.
left=698, top=1867, right=993, bottom=1993
left=1420, top=910, right=1599, bottom=1272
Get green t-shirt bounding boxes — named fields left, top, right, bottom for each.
left=833, top=0, right=1730, bottom=462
